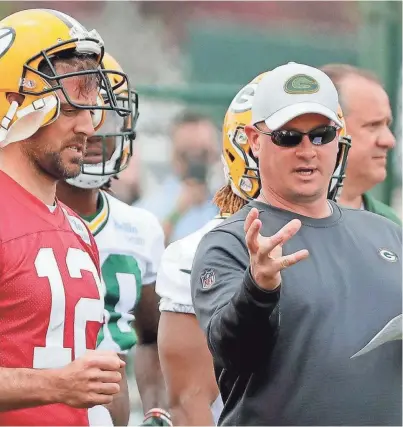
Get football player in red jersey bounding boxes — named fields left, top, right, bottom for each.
left=0, top=8, right=133, bottom=426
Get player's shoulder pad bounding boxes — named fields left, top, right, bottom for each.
left=193, top=210, right=253, bottom=275
left=163, top=217, right=226, bottom=272
left=156, top=217, right=226, bottom=303
left=206, top=205, right=252, bottom=240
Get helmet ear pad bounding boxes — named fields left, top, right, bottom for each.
left=0, top=83, right=60, bottom=147
left=1, top=84, right=106, bottom=146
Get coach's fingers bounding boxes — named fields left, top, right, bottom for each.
left=244, top=208, right=260, bottom=233
left=261, top=219, right=303, bottom=255
left=245, top=218, right=262, bottom=255
left=272, top=249, right=309, bottom=272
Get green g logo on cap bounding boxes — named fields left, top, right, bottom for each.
left=284, top=74, right=319, bottom=94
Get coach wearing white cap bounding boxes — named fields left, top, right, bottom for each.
left=252, top=62, right=343, bottom=130
left=191, top=62, right=402, bottom=425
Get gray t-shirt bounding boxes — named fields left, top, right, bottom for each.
left=191, top=200, right=402, bottom=426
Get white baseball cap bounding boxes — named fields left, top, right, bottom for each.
left=251, top=62, right=343, bottom=130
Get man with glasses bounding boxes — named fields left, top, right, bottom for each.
left=190, top=62, right=402, bottom=426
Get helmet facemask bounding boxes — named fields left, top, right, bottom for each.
left=0, top=9, right=133, bottom=147
left=24, top=47, right=132, bottom=119
left=66, top=89, right=139, bottom=189
left=0, top=52, right=133, bottom=147
left=327, top=134, right=352, bottom=201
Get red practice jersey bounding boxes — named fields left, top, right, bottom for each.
left=0, top=171, right=105, bottom=426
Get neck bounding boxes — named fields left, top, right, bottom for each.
left=0, top=146, right=56, bottom=205
left=337, top=178, right=365, bottom=209
left=56, top=180, right=100, bottom=217
left=337, top=191, right=363, bottom=209
left=259, top=187, right=332, bottom=219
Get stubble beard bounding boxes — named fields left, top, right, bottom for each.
left=24, top=138, right=87, bottom=181
left=40, top=150, right=83, bottom=180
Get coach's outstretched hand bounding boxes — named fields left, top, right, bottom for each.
left=244, top=207, right=309, bottom=291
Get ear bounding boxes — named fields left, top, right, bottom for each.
left=244, top=125, right=260, bottom=158
left=6, top=92, right=25, bottom=106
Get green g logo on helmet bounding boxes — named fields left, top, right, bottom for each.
left=284, top=74, right=319, bottom=94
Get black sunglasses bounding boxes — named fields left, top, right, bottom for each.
left=254, top=125, right=338, bottom=148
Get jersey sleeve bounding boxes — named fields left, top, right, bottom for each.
left=190, top=227, right=280, bottom=372
left=142, top=211, right=165, bottom=285
left=156, top=238, right=195, bottom=313
left=156, top=217, right=226, bottom=313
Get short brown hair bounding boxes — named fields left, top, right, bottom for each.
left=320, top=64, right=382, bottom=113
left=39, top=53, right=100, bottom=95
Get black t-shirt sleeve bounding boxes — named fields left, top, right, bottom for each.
left=191, top=227, right=280, bottom=373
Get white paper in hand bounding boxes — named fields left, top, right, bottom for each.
left=351, top=314, right=402, bottom=358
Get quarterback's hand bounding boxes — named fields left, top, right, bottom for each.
left=245, top=207, right=309, bottom=291
left=55, top=350, right=125, bottom=408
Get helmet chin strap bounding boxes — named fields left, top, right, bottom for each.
left=0, top=96, right=58, bottom=147
left=66, top=173, right=110, bottom=190
left=0, top=101, right=19, bottom=147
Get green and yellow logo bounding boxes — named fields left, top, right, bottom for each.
left=284, top=74, right=319, bottom=94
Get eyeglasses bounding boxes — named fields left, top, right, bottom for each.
left=253, top=124, right=338, bottom=148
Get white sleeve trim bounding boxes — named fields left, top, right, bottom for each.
left=142, top=274, right=157, bottom=285
left=159, top=297, right=195, bottom=314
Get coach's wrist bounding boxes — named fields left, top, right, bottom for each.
left=243, top=266, right=281, bottom=304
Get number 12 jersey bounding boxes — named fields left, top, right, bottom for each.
left=0, top=171, right=104, bottom=426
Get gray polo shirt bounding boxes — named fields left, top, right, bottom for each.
left=191, top=200, right=402, bottom=426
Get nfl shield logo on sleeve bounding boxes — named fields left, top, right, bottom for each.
left=200, top=268, right=216, bottom=289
